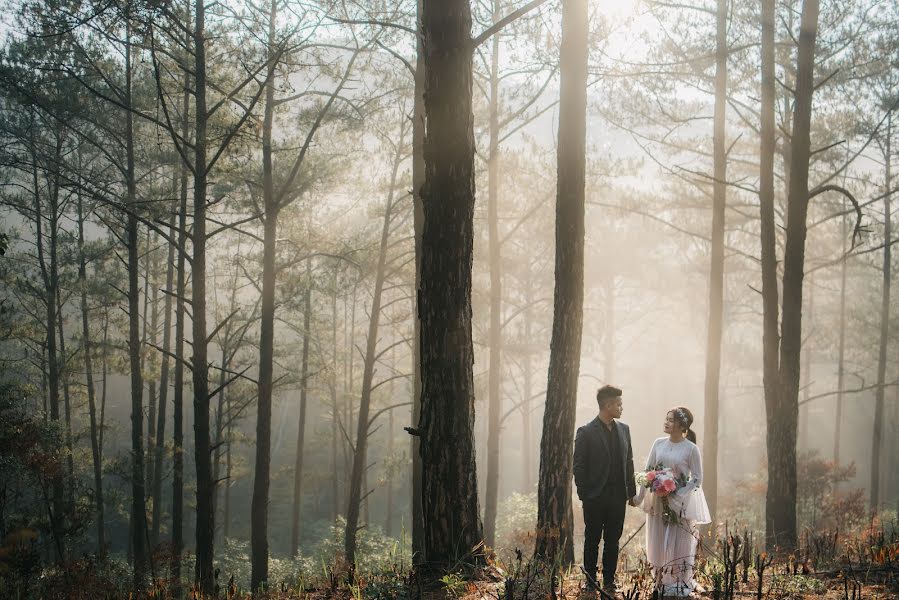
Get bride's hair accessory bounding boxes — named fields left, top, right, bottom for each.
left=670, top=406, right=694, bottom=431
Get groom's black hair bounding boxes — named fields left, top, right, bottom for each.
left=596, top=385, right=622, bottom=408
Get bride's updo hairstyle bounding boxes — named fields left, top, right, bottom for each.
left=670, top=406, right=697, bottom=444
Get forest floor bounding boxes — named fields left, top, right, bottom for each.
left=248, top=564, right=898, bottom=600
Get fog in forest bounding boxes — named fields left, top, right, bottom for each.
left=0, top=0, right=896, bottom=597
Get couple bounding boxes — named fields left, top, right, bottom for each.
left=572, top=385, right=711, bottom=599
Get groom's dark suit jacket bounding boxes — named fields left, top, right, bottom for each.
left=573, top=417, right=637, bottom=502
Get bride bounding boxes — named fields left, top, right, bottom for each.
left=633, top=407, right=711, bottom=598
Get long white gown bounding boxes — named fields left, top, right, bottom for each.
left=634, top=437, right=712, bottom=597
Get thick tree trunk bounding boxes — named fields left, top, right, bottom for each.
left=290, top=263, right=312, bottom=558
left=251, top=4, right=278, bottom=584
left=767, top=0, right=818, bottom=552
left=345, top=140, right=403, bottom=564
left=192, top=0, right=215, bottom=589
left=703, top=0, right=727, bottom=525
left=418, top=0, right=485, bottom=571
left=535, top=0, right=587, bottom=566
left=871, top=114, right=891, bottom=512
left=484, top=0, right=503, bottom=550
left=77, top=192, right=106, bottom=556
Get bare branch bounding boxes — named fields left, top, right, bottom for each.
left=472, top=0, right=550, bottom=49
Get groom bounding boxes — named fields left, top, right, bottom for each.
left=573, top=385, right=637, bottom=595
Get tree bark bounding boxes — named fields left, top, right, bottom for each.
left=871, top=113, right=891, bottom=511
left=418, top=0, right=485, bottom=571
left=192, top=0, right=215, bottom=589
left=702, top=0, right=727, bottom=525
left=535, top=0, right=587, bottom=566
left=767, top=0, right=819, bottom=552
left=291, top=262, right=312, bottom=557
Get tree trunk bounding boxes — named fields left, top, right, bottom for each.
left=100, top=311, right=109, bottom=459
left=291, top=263, right=312, bottom=557
left=345, top=137, right=403, bottom=564
left=56, top=290, right=76, bottom=515
left=386, top=398, right=395, bottom=537
left=702, top=0, right=727, bottom=525
left=77, top=191, right=106, bottom=556
left=418, top=0, right=485, bottom=571
left=834, top=202, right=847, bottom=464
left=800, top=274, right=813, bottom=452
left=535, top=0, right=587, bottom=566
left=212, top=344, right=228, bottom=531
left=125, top=24, right=149, bottom=585
left=170, top=63, right=190, bottom=588
left=484, top=0, right=503, bottom=550
left=224, top=390, right=233, bottom=540
left=146, top=240, right=160, bottom=493
left=192, top=0, right=215, bottom=589
left=151, top=184, right=177, bottom=549
left=251, top=2, right=278, bottom=584
left=767, top=0, right=818, bottom=552
left=759, top=0, right=780, bottom=504
left=32, top=130, right=65, bottom=562
left=331, top=284, right=340, bottom=523
left=411, top=0, right=425, bottom=564
left=522, top=266, right=534, bottom=493
left=871, top=113, right=891, bottom=512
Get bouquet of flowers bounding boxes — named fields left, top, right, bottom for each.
left=636, top=464, right=687, bottom=524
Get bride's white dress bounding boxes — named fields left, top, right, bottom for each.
left=634, top=437, right=711, bottom=597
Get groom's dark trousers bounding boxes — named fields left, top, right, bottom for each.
left=573, top=417, right=636, bottom=587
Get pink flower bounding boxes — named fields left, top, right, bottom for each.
left=663, top=479, right=677, bottom=493
left=646, top=471, right=657, bottom=482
